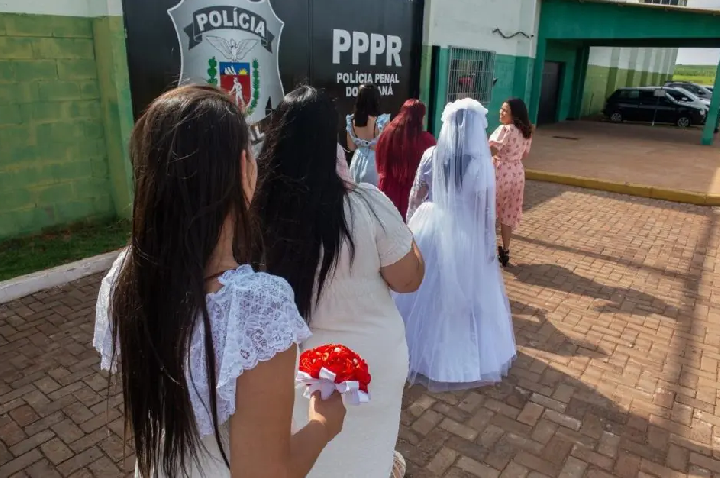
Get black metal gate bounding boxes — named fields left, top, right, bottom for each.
left=121, top=0, right=424, bottom=144
left=538, top=61, right=562, bottom=125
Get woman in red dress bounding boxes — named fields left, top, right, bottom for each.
left=375, top=100, right=436, bottom=219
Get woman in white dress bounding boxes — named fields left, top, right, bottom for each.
left=93, top=85, right=346, bottom=477
left=253, top=85, right=425, bottom=478
left=395, top=98, right=516, bottom=392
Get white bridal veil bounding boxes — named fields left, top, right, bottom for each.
left=396, top=98, right=515, bottom=391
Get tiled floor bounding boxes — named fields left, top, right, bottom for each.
left=524, top=122, right=720, bottom=195
left=1, top=181, right=720, bottom=477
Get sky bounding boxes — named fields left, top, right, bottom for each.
left=675, top=0, right=720, bottom=65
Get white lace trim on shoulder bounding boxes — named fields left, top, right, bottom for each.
left=93, top=249, right=128, bottom=373
left=93, top=259, right=310, bottom=438
left=191, top=266, right=310, bottom=436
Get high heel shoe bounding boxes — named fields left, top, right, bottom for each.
left=498, top=246, right=510, bottom=267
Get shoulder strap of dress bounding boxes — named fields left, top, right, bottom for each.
left=346, top=115, right=356, bottom=138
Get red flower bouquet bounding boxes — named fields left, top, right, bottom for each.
left=296, top=344, right=371, bottom=405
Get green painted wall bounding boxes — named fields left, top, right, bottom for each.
left=544, top=43, right=578, bottom=122
left=581, top=66, right=677, bottom=117
left=0, top=13, right=113, bottom=239
left=93, top=16, right=134, bottom=221
left=419, top=44, right=432, bottom=130
left=0, top=12, right=133, bottom=240
left=582, top=65, right=612, bottom=116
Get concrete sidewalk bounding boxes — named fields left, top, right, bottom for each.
left=525, top=121, right=720, bottom=206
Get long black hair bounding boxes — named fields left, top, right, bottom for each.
left=353, top=83, right=381, bottom=127
left=111, top=85, right=254, bottom=477
left=506, top=97, right=533, bottom=139
left=253, top=85, right=354, bottom=321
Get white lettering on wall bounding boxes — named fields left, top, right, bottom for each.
left=333, top=29, right=351, bottom=65
left=386, top=35, right=402, bottom=67
left=370, top=33, right=385, bottom=66
left=332, top=29, right=403, bottom=67
left=352, top=32, right=369, bottom=65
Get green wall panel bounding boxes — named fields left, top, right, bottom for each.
left=0, top=12, right=113, bottom=239
left=0, top=11, right=134, bottom=239
left=93, top=16, right=134, bottom=222
left=544, top=43, right=578, bottom=123
left=581, top=63, right=674, bottom=117
left=419, top=44, right=432, bottom=129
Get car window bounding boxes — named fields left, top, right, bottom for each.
left=639, top=90, right=656, bottom=101
left=677, top=88, right=699, bottom=101
left=666, top=89, right=694, bottom=102
left=697, top=87, right=712, bottom=98
left=683, top=84, right=707, bottom=97
left=617, top=90, right=639, bottom=100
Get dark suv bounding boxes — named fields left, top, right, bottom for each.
left=664, top=81, right=713, bottom=102
left=603, top=87, right=707, bottom=127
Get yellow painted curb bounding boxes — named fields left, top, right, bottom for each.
left=706, top=195, right=720, bottom=206
left=648, top=187, right=707, bottom=206
left=524, top=169, right=717, bottom=206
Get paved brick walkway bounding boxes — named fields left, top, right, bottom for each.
left=1, top=181, right=719, bottom=477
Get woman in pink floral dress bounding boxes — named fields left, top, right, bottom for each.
left=489, top=98, right=533, bottom=267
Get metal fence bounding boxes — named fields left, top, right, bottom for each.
left=446, top=47, right=496, bottom=105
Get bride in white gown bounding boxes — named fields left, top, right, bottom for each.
left=395, top=98, right=516, bottom=392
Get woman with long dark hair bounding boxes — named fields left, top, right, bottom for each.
left=93, top=85, right=346, bottom=478
left=375, top=99, right=436, bottom=219
left=489, top=97, right=534, bottom=267
left=254, top=85, right=425, bottom=478
left=346, top=83, right=390, bottom=185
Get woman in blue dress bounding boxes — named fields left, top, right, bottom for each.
left=346, top=83, right=390, bottom=185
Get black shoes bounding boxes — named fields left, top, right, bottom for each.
left=498, top=246, right=510, bottom=268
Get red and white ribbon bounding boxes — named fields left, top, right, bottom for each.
left=296, top=367, right=370, bottom=406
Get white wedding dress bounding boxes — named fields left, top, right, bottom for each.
left=395, top=99, right=516, bottom=392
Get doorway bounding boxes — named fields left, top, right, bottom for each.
left=538, top=61, right=563, bottom=125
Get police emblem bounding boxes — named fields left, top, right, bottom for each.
left=168, top=0, right=284, bottom=125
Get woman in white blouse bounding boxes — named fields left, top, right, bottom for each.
left=93, top=85, right=345, bottom=477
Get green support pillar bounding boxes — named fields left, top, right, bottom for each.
left=432, top=48, right=450, bottom=136
left=529, top=39, right=547, bottom=125
left=93, top=16, right=134, bottom=219
left=570, top=46, right=590, bottom=120
left=418, top=45, right=433, bottom=130
left=701, top=61, right=720, bottom=146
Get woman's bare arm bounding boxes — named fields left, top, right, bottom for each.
left=381, top=241, right=425, bottom=294
left=346, top=131, right=357, bottom=152
left=230, top=347, right=331, bottom=478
